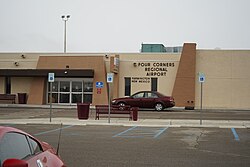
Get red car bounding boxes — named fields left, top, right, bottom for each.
left=112, top=91, right=175, bottom=111
left=0, top=126, right=66, bottom=167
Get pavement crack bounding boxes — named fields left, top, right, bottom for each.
left=194, top=130, right=204, bottom=149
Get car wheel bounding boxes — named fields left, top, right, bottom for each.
left=118, top=102, right=126, bottom=110
left=155, top=103, right=164, bottom=111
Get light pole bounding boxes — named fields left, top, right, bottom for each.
left=61, top=15, right=70, bottom=53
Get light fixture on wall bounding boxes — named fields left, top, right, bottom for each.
left=14, top=61, right=19, bottom=66
left=64, top=65, right=69, bottom=74
left=133, top=62, right=137, bottom=67
left=21, top=54, right=26, bottom=59
left=105, top=54, right=109, bottom=59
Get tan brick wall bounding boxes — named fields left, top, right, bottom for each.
left=172, top=43, right=196, bottom=107
left=28, top=56, right=108, bottom=105
left=196, top=50, right=250, bottom=109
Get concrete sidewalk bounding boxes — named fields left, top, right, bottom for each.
left=1, top=104, right=250, bottom=128
left=1, top=117, right=250, bottom=128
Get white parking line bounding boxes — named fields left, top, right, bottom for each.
left=34, top=125, right=74, bottom=136
left=113, top=126, right=168, bottom=138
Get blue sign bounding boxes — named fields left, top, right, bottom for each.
left=48, top=73, right=55, bottom=82
left=107, top=73, right=114, bottom=83
left=96, top=82, right=104, bottom=88
left=199, top=73, right=205, bottom=83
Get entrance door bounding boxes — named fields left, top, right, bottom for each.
left=59, top=81, right=70, bottom=104
left=71, top=81, right=83, bottom=103
left=47, top=78, right=93, bottom=105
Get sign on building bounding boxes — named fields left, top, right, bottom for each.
left=96, top=82, right=104, bottom=88
left=48, top=73, right=55, bottom=82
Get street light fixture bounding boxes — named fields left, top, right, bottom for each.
left=61, top=15, right=70, bottom=53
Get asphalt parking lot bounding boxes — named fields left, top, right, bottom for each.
left=1, top=124, right=250, bottom=167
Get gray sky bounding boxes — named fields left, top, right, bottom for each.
left=0, top=0, right=250, bottom=52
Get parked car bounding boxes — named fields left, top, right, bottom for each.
left=112, top=91, right=175, bottom=111
left=0, top=126, right=66, bottom=167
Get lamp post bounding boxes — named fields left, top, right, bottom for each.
left=61, top=15, right=70, bottom=53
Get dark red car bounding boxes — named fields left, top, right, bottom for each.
left=112, top=91, right=175, bottom=111
left=0, top=126, right=66, bottom=167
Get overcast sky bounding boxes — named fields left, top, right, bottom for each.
left=0, top=0, right=250, bottom=53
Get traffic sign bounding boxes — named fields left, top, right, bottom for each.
left=198, top=73, right=205, bottom=83
left=48, top=73, right=55, bottom=82
left=97, top=88, right=102, bottom=94
left=107, top=73, right=114, bottom=83
left=96, top=82, right=104, bottom=88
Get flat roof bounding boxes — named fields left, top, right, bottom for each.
left=0, top=69, right=94, bottom=78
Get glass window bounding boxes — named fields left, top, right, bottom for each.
left=47, top=79, right=93, bottom=105
left=0, top=132, right=32, bottom=165
left=125, top=77, right=131, bottom=96
left=28, top=137, right=42, bottom=155
left=151, top=78, right=158, bottom=91
left=48, top=93, right=58, bottom=103
left=48, top=81, right=59, bottom=92
left=52, top=81, right=59, bottom=92
left=83, top=94, right=92, bottom=103
left=60, top=81, right=70, bottom=92
left=83, top=81, right=93, bottom=92
left=60, top=93, right=70, bottom=103
left=133, top=92, right=144, bottom=98
left=72, top=94, right=82, bottom=103
left=83, top=80, right=93, bottom=103
left=52, top=93, right=58, bottom=103
left=5, top=77, right=11, bottom=94
left=72, top=82, right=82, bottom=92
left=147, top=92, right=158, bottom=98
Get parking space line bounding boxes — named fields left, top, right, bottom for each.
left=34, top=125, right=74, bottom=136
left=113, top=126, right=137, bottom=137
left=231, top=128, right=240, bottom=141
left=154, top=127, right=168, bottom=138
left=113, top=126, right=168, bottom=138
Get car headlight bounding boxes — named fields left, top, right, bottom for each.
left=112, top=100, right=116, bottom=103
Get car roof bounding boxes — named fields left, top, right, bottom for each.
left=134, top=91, right=161, bottom=95
left=135, top=91, right=157, bottom=93
left=133, top=91, right=167, bottom=97
left=0, top=126, right=30, bottom=139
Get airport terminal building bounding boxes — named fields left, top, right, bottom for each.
left=0, top=43, right=250, bottom=109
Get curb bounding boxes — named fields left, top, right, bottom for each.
left=1, top=118, right=249, bottom=128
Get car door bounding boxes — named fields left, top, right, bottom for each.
left=26, top=136, right=64, bottom=167
left=0, top=132, right=62, bottom=167
left=142, top=92, right=157, bottom=108
left=0, top=132, right=31, bottom=166
left=26, top=136, right=48, bottom=167
left=0, top=132, right=42, bottom=167
left=129, top=92, right=145, bottom=107
left=26, top=150, right=64, bottom=167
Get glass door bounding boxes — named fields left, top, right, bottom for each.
left=83, top=79, right=93, bottom=103
left=59, top=81, right=70, bottom=104
left=47, top=78, right=93, bottom=105
left=71, top=81, right=83, bottom=103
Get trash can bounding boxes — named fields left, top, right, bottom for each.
left=77, top=103, right=90, bottom=120
left=131, top=107, right=138, bottom=121
left=18, top=93, right=27, bottom=104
